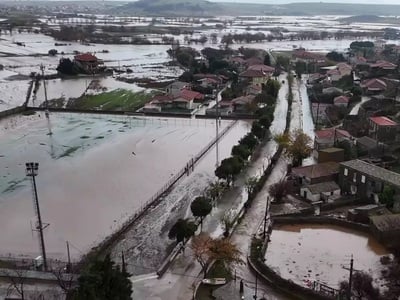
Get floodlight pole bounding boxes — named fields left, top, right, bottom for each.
left=26, top=162, right=48, bottom=271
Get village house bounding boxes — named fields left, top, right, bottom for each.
left=239, top=69, right=270, bottom=87
left=370, top=60, right=397, bottom=72
left=317, top=147, right=345, bottom=164
left=144, top=89, right=204, bottom=112
left=300, top=181, right=341, bottom=202
left=356, top=136, right=386, bottom=157
left=325, top=62, right=352, bottom=83
left=333, top=95, right=350, bottom=107
left=370, top=214, right=400, bottom=247
left=74, top=53, right=102, bottom=74
left=205, top=101, right=233, bottom=116
left=347, top=204, right=390, bottom=224
left=292, top=49, right=326, bottom=64
left=231, top=95, right=256, bottom=113
left=369, top=116, right=399, bottom=143
left=292, top=161, right=340, bottom=185
left=245, top=56, right=264, bottom=67
left=314, top=127, right=352, bottom=152
left=174, top=89, right=204, bottom=109
left=246, top=84, right=263, bottom=96
left=360, top=78, right=387, bottom=94
left=166, top=81, right=191, bottom=97
left=339, top=159, right=400, bottom=204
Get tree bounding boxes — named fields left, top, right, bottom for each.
left=264, top=53, right=271, bottom=66
left=168, top=218, right=197, bottom=244
left=231, top=144, right=251, bottom=161
left=251, top=121, right=266, bottom=140
left=208, top=238, right=243, bottom=269
left=71, top=254, right=132, bottom=300
left=5, top=269, right=27, bottom=300
left=263, top=79, right=281, bottom=99
left=245, top=176, right=259, bottom=199
left=215, top=156, right=244, bottom=186
left=220, top=210, right=235, bottom=237
left=269, top=179, right=288, bottom=203
left=379, top=185, right=395, bottom=208
left=276, top=55, right=290, bottom=70
left=191, top=233, right=213, bottom=278
left=207, top=181, right=225, bottom=203
left=339, top=271, right=381, bottom=300
left=295, top=61, right=307, bottom=77
left=274, top=130, right=313, bottom=167
left=191, top=196, right=212, bottom=231
left=326, top=51, right=345, bottom=62
left=239, top=133, right=258, bottom=151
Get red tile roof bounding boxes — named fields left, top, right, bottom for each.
left=370, top=116, right=398, bottom=126
left=370, top=60, right=397, bottom=70
left=248, top=64, right=275, bottom=73
left=178, top=89, right=204, bottom=101
left=239, top=69, right=267, bottom=78
left=245, top=57, right=264, bottom=66
left=361, top=78, right=387, bottom=91
left=74, top=53, right=98, bottom=62
left=333, top=96, right=350, bottom=104
left=293, top=50, right=325, bottom=61
left=315, top=128, right=351, bottom=140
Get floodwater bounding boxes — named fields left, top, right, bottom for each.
left=0, top=113, right=248, bottom=260
left=265, top=224, right=389, bottom=290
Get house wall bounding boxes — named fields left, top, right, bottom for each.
left=300, top=187, right=320, bottom=202
left=321, top=189, right=341, bottom=202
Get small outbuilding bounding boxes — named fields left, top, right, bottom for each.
left=300, top=181, right=341, bottom=202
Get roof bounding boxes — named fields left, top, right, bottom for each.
left=248, top=64, right=275, bottom=73
left=168, top=81, right=189, bottom=89
left=239, top=69, right=267, bottom=78
left=315, top=128, right=352, bottom=140
left=319, top=147, right=344, bottom=154
left=74, top=53, right=98, bottom=62
left=293, top=49, right=325, bottom=61
left=322, top=87, right=343, bottom=94
left=334, top=95, right=350, bottom=104
left=151, top=94, right=174, bottom=103
left=232, top=95, right=255, bottom=105
left=245, top=57, right=264, bottom=66
left=178, top=89, right=204, bottom=101
left=340, top=159, right=400, bottom=187
left=230, top=56, right=246, bottom=64
left=361, top=78, right=387, bottom=91
left=370, top=214, right=400, bottom=232
left=370, top=60, right=397, bottom=70
left=369, top=116, right=398, bottom=126
left=306, top=181, right=340, bottom=194
left=356, top=136, right=379, bottom=150
left=292, top=162, right=339, bottom=179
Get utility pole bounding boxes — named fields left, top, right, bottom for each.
left=26, top=162, right=48, bottom=271
left=263, top=197, right=270, bottom=239
left=215, top=89, right=220, bottom=168
left=66, top=241, right=71, bottom=273
left=40, top=64, right=49, bottom=110
left=347, top=255, right=354, bottom=300
left=253, top=272, right=258, bottom=299
left=121, top=251, right=126, bottom=274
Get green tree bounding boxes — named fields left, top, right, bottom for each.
left=239, top=133, right=258, bottom=151
left=251, top=121, right=266, bottom=140
left=71, top=255, right=132, bottom=300
left=326, top=51, right=345, bottom=62
left=275, top=129, right=313, bottom=167
left=207, top=181, right=224, bottom=203
left=245, top=176, right=259, bottom=199
left=264, top=53, right=271, bottom=66
left=295, top=61, right=307, bottom=77
left=379, top=186, right=395, bottom=209
left=276, top=55, right=290, bottom=70
left=215, top=156, right=244, bottom=185
left=191, top=196, right=212, bottom=231
left=168, top=219, right=197, bottom=244
left=263, top=79, right=281, bottom=99
left=231, top=144, right=251, bottom=161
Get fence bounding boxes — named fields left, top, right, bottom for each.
left=84, top=120, right=238, bottom=262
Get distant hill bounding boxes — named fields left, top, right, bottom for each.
left=115, top=1, right=400, bottom=17
left=338, top=15, right=400, bottom=24
left=115, top=0, right=223, bottom=16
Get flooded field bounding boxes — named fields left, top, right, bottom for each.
left=265, top=224, right=389, bottom=290
left=0, top=113, right=249, bottom=260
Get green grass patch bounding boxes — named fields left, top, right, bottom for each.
left=69, top=89, right=153, bottom=111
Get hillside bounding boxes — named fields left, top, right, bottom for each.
left=338, top=15, right=400, bottom=24
left=116, top=1, right=400, bottom=17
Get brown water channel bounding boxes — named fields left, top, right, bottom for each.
left=265, top=224, right=389, bottom=290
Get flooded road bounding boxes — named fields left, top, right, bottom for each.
left=266, top=224, right=389, bottom=289
left=0, top=113, right=248, bottom=259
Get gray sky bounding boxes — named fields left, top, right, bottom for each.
left=210, top=0, right=400, bottom=4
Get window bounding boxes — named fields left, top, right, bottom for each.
left=344, top=168, right=348, bottom=176
left=361, top=175, right=366, bottom=183
left=353, top=172, right=357, bottom=183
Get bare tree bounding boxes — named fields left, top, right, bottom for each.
left=51, top=268, right=77, bottom=297
left=5, top=269, right=27, bottom=300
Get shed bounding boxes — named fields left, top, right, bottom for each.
left=300, top=181, right=341, bottom=202
left=370, top=214, right=400, bottom=246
